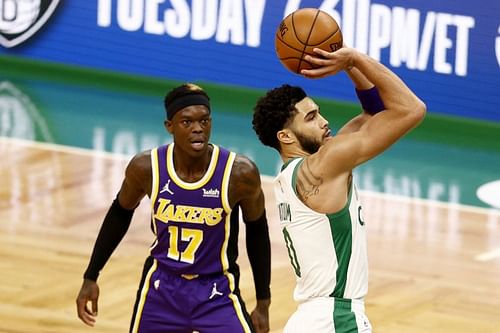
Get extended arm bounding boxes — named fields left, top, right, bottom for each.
left=303, top=47, right=426, bottom=171
left=76, top=152, right=151, bottom=326
left=338, top=66, right=384, bottom=135
left=229, top=155, right=271, bottom=333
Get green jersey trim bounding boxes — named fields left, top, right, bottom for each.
left=286, top=158, right=356, bottom=299
left=280, top=157, right=301, bottom=172
left=333, top=298, right=359, bottom=332
left=291, top=158, right=304, bottom=197
left=328, top=186, right=354, bottom=298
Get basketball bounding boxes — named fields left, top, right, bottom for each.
left=275, top=8, right=343, bottom=74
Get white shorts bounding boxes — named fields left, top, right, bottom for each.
left=284, top=297, right=372, bottom=333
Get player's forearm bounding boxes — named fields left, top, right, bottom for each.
left=345, top=66, right=373, bottom=90
left=337, top=113, right=371, bottom=135
left=339, top=67, right=385, bottom=134
left=255, top=298, right=271, bottom=312
left=351, top=50, right=424, bottom=113
left=245, top=212, right=271, bottom=300
left=84, top=197, right=135, bottom=281
left=346, top=65, right=386, bottom=117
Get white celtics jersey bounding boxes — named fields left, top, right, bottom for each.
left=274, top=158, right=368, bottom=303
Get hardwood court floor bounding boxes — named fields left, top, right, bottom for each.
left=1, top=138, right=499, bottom=333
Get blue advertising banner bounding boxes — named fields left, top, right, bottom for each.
left=1, top=0, right=499, bottom=121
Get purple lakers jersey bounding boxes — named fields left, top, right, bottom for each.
left=149, top=143, right=236, bottom=276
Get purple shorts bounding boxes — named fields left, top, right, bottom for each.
left=130, top=258, right=254, bottom=333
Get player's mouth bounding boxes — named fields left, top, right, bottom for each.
left=190, top=139, right=206, bottom=150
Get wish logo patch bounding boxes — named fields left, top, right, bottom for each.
left=202, top=188, right=220, bottom=198
left=0, top=0, right=60, bottom=48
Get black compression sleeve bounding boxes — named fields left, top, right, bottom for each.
left=83, top=198, right=135, bottom=281
left=245, top=211, right=271, bottom=300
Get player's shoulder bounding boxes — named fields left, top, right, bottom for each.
left=306, top=134, right=358, bottom=178
left=126, top=150, right=152, bottom=175
left=216, top=145, right=257, bottom=172
left=230, top=153, right=261, bottom=184
left=129, top=149, right=152, bottom=164
left=232, top=153, right=258, bottom=172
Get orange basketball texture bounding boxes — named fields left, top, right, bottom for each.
left=275, top=8, right=343, bottom=74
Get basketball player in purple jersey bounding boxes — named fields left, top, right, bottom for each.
left=76, top=83, right=271, bottom=333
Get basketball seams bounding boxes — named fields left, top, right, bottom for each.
left=275, top=8, right=343, bottom=74
left=295, top=9, right=321, bottom=73
left=307, top=12, right=340, bottom=46
left=275, top=34, right=309, bottom=54
left=307, top=29, right=340, bottom=47
left=291, top=11, right=306, bottom=73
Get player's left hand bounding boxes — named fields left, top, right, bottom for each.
left=301, top=47, right=357, bottom=79
left=250, top=298, right=270, bottom=333
left=76, top=279, right=100, bottom=326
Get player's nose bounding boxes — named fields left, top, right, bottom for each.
left=319, top=114, right=329, bottom=128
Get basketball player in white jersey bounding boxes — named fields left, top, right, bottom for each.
left=252, top=47, right=426, bottom=332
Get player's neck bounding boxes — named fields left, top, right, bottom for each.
left=280, top=146, right=309, bottom=163
left=172, top=146, right=213, bottom=182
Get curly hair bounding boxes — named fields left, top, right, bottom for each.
left=252, top=84, right=307, bottom=152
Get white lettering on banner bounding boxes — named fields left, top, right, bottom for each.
left=191, top=0, right=218, bottom=40
left=434, top=13, right=454, bottom=75
left=453, top=15, right=474, bottom=76
left=96, top=0, right=477, bottom=76
left=283, top=0, right=300, bottom=17
left=320, top=0, right=475, bottom=76
left=355, top=0, right=370, bottom=53
left=282, top=0, right=475, bottom=76
left=244, top=0, right=265, bottom=47
left=318, top=0, right=341, bottom=31
left=145, top=0, right=166, bottom=35
left=216, top=0, right=245, bottom=45
left=390, top=7, right=420, bottom=70
left=97, top=0, right=265, bottom=47
left=165, top=0, right=190, bottom=38
left=369, top=4, right=391, bottom=59
left=496, top=25, right=500, bottom=68
left=416, top=11, right=434, bottom=72
left=97, top=0, right=112, bottom=27
left=117, top=0, right=144, bottom=31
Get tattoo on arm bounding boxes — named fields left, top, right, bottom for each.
left=296, top=159, right=323, bottom=202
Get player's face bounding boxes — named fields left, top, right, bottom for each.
left=165, top=105, right=212, bottom=156
left=290, top=97, right=330, bottom=154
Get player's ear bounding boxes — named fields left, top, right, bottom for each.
left=164, top=119, right=173, bottom=134
left=277, top=129, right=295, bottom=144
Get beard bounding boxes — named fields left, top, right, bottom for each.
left=295, top=131, right=321, bottom=154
